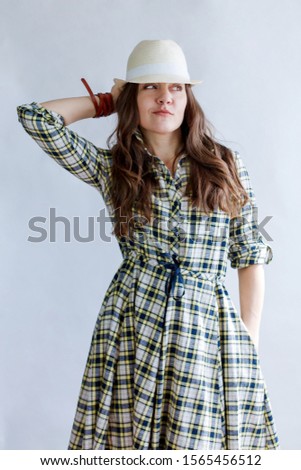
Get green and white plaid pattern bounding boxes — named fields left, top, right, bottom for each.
left=17, top=103, right=279, bottom=450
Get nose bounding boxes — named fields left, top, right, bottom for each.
left=156, top=87, right=173, bottom=105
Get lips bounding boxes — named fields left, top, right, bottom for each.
left=153, top=109, right=173, bottom=116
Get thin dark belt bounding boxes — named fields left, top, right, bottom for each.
left=134, top=252, right=225, bottom=300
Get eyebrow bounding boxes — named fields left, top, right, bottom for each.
left=140, top=83, right=183, bottom=87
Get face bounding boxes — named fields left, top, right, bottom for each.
left=137, top=83, right=187, bottom=137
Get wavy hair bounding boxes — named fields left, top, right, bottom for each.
left=107, top=83, right=249, bottom=239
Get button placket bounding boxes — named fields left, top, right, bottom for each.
left=143, top=144, right=186, bottom=254
left=166, top=179, right=183, bottom=252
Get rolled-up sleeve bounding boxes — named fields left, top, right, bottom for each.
left=16, top=102, right=112, bottom=198
left=228, top=151, right=273, bottom=269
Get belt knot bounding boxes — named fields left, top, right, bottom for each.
left=158, top=254, right=185, bottom=300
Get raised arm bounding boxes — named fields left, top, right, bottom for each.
left=16, top=81, right=123, bottom=195
left=40, top=96, right=98, bottom=126
left=40, top=81, right=122, bottom=125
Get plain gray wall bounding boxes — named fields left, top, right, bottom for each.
left=1, top=0, right=300, bottom=450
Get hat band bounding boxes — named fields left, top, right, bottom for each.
left=126, top=62, right=190, bottom=81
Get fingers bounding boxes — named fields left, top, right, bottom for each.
left=111, top=79, right=126, bottom=105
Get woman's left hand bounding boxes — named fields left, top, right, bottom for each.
left=111, top=79, right=125, bottom=107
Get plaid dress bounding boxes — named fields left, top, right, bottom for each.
left=17, top=103, right=279, bottom=450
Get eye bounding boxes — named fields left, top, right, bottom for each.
left=171, top=84, right=183, bottom=91
left=142, top=83, right=157, bottom=90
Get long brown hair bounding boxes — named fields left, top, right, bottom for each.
left=108, top=83, right=249, bottom=239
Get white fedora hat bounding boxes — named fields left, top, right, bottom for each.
left=114, top=39, right=202, bottom=86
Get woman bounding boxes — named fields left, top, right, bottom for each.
left=17, top=39, right=279, bottom=450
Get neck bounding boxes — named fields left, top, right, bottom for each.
left=141, top=129, right=183, bottom=163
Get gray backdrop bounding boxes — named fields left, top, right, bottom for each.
left=1, top=0, right=300, bottom=450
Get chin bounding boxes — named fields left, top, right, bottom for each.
left=151, top=125, right=180, bottom=135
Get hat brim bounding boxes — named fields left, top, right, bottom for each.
left=113, top=77, right=202, bottom=87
